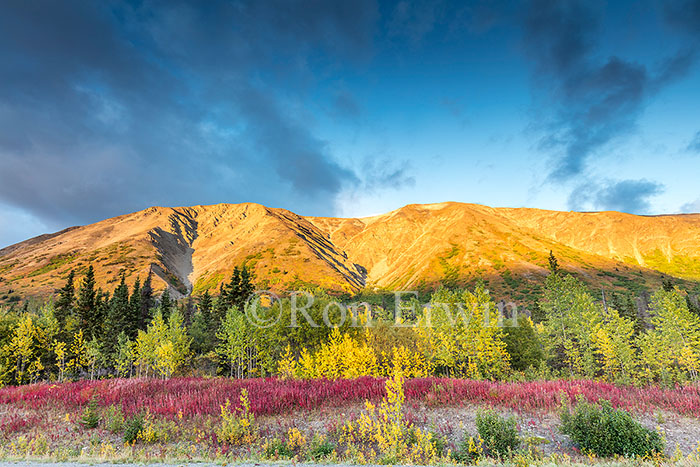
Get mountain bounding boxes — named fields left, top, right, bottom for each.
left=2, top=202, right=700, bottom=304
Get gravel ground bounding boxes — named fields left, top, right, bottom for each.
left=2, top=400, right=700, bottom=462
left=270, top=401, right=700, bottom=457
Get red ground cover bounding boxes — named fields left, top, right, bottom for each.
left=1, top=377, right=698, bottom=418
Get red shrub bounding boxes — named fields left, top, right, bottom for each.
left=1, top=377, right=698, bottom=419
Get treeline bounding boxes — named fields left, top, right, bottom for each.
left=0, top=264, right=254, bottom=385
left=2, top=258, right=700, bottom=387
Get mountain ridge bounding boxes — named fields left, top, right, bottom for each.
left=2, top=201, right=700, bottom=303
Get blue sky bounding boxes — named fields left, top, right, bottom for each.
left=1, top=0, right=699, bottom=248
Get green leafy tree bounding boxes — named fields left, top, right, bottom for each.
left=160, top=308, right=191, bottom=378
left=216, top=307, right=249, bottom=378
left=541, top=273, right=602, bottom=377
left=135, top=311, right=167, bottom=378
left=416, top=284, right=510, bottom=379
left=637, top=288, right=700, bottom=384
left=592, top=309, right=637, bottom=384
left=86, top=336, right=102, bottom=380
left=115, top=331, right=135, bottom=377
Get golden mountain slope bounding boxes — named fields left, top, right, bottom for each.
left=1, top=202, right=699, bottom=303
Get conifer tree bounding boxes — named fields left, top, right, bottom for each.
left=237, top=266, right=254, bottom=310
left=159, top=288, right=173, bottom=321
left=139, top=271, right=155, bottom=329
left=104, top=275, right=131, bottom=359
left=128, top=277, right=142, bottom=336
left=55, top=270, right=75, bottom=325
left=76, top=265, right=97, bottom=338
left=547, top=250, right=560, bottom=274
left=227, top=266, right=242, bottom=306
left=190, top=291, right=216, bottom=354
left=93, top=290, right=109, bottom=339
left=662, top=277, right=675, bottom=292
left=181, top=296, right=195, bottom=327
left=199, top=290, right=213, bottom=323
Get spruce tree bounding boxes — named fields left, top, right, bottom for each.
left=76, top=265, right=97, bottom=338
left=236, top=266, right=254, bottom=310
left=94, top=289, right=110, bottom=340
left=55, top=270, right=75, bottom=325
left=199, top=291, right=213, bottom=324
left=127, top=278, right=142, bottom=337
left=182, top=296, right=195, bottom=327
left=547, top=250, right=560, bottom=274
left=108, top=275, right=131, bottom=338
left=139, top=271, right=155, bottom=329
left=223, top=267, right=241, bottom=310
left=662, top=277, right=675, bottom=292
left=159, top=288, right=173, bottom=321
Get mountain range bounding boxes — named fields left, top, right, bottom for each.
left=2, top=202, right=700, bottom=304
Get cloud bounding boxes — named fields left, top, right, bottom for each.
left=387, top=0, right=442, bottom=44
left=331, top=88, right=362, bottom=120
left=568, top=179, right=664, bottom=214
left=520, top=0, right=698, bottom=183
left=0, top=0, right=385, bottom=237
left=687, top=130, right=700, bottom=152
left=681, top=198, right=700, bottom=213
left=663, top=0, right=700, bottom=39
left=360, top=159, right=416, bottom=193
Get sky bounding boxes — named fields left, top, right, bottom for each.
left=1, top=0, right=700, bottom=248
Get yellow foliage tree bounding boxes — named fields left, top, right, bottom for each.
left=417, top=285, right=510, bottom=379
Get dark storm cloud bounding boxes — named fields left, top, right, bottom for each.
left=664, top=0, right=700, bottom=38
left=568, top=179, right=664, bottom=214
left=520, top=0, right=698, bottom=183
left=0, top=0, right=380, bottom=230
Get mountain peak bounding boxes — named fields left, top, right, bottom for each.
left=1, top=202, right=700, bottom=303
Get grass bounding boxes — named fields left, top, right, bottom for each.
left=26, top=254, right=76, bottom=278
left=192, top=272, right=225, bottom=295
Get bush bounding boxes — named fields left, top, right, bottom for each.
left=308, top=434, right=336, bottom=460
left=452, top=435, right=483, bottom=464
left=264, top=437, right=294, bottom=459
left=560, top=397, right=664, bottom=458
left=80, top=395, right=100, bottom=429
left=476, top=409, right=520, bottom=458
left=123, top=413, right=145, bottom=444
left=104, top=405, right=124, bottom=433
left=217, top=388, right=258, bottom=445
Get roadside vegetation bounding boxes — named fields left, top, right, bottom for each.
left=2, top=254, right=700, bottom=463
